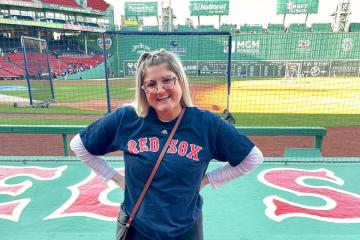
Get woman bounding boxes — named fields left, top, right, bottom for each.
left=70, top=50, right=263, bottom=240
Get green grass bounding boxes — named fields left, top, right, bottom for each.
left=0, top=80, right=134, bottom=102
left=1, top=113, right=359, bottom=127
left=1, top=79, right=360, bottom=127
left=0, top=104, right=103, bottom=115
left=0, top=118, right=94, bottom=125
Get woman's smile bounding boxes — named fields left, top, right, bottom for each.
left=143, top=63, right=183, bottom=121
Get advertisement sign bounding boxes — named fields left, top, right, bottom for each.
left=97, top=35, right=112, bottom=49
left=190, top=0, right=229, bottom=16
left=124, top=2, right=158, bottom=17
left=277, top=0, right=319, bottom=14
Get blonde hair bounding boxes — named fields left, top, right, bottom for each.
left=134, top=49, right=193, bottom=117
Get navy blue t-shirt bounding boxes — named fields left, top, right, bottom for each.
left=80, top=106, right=254, bottom=239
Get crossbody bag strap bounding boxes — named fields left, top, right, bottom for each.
left=125, top=108, right=186, bottom=228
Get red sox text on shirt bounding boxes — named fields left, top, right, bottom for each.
left=127, top=137, right=203, bottom=161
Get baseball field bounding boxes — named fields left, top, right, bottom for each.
left=0, top=76, right=359, bottom=157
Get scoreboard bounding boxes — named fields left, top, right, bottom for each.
left=122, top=60, right=360, bottom=78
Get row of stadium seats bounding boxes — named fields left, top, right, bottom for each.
left=0, top=37, right=101, bottom=56
left=59, top=55, right=103, bottom=68
left=0, top=15, right=102, bottom=28
left=121, top=23, right=360, bottom=33
left=0, top=57, right=23, bottom=78
left=41, top=0, right=83, bottom=9
left=87, top=0, right=110, bottom=12
left=0, top=0, right=110, bottom=29
left=40, top=0, right=110, bottom=11
left=0, top=0, right=110, bottom=12
left=349, top=23, right=360, bottom=32
left=0, top=52, right=103, bottom=79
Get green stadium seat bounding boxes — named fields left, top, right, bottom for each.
left=219, top=24, right=237, bottom=32
left=142, top=26, right=159, bottom=32
left=176, top=25, right=194, bottom=32
left=288, top=23, right=308, bottom=33
left=196, top=25, right=216, bottom=32
left=267, top=23, right=285, bottom=33
left=311, top=23, right=332, bottom=32
left=239, top=24, right=263, bottom=33
left=349, top=23, right=360, bottom=32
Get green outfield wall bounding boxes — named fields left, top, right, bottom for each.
left=107, top=33, right=360, bottom=78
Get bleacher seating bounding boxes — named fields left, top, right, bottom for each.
left=87, top=0, right=110, bottom=12
left=311, top=23, right=332, bottom=32
left=41, top=0, right=83, bottom=8
left=0, top=57, right=23, bottom=78
left=5, top=52, right=68, bottom=77
left=288, top=23, right=308, bottom=33
left=13, top=15, right=34, bottom=21
left=196, top=25, right=216, bottom=32
left=176, top=25, right=194, bottom=32
left=0, top=69, right=15, bottom=79
left=5, top=52, right=24, bottom=69
left=219, top=24, right=237, bottom=32
left=349, top=23, right=360, bottom=32
left=46, top=55, right=68, bottom=76
left=54, top=19, right=68, bottom=24
left=142, top=26, right=159, bottom=32
left=59, top=55, right=103, bottom=69
left=240, top=24, right=263, bottom=33
left=267, top=23, right=285, bottom=33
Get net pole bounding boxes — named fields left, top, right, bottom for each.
left=21, top=36, right=33, bottom=106
left=226, top=34, right=232, bottom=112
left=103, top=33, right=112, bottom=113
left=44, top=41, right=55, bottom=102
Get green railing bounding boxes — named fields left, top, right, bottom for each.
left=0, top=125, right=326, bottom=157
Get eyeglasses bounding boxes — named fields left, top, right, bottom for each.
left=142, top=76, right=177, bottom=93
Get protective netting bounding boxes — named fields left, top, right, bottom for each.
left=105, top=32, right=231, bottom=113
left=20, top=36, right=54, bottom=106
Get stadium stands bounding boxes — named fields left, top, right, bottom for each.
left=240, top=24, right=264, bottom=33
left=219, top=24, right=237, bottom=32
left=142, top=26, right=159, bottom=32
left=0, top=57, right=23, bottom=79
left=0, top=69, right=15, bottom=79
left=288, top=23, right=308, bottom=32
left=6, top=52, right=69, bottom=77
left=5, top=53, right=25, bottom=69
left=59, top=55, right=103, bottom=69
left=349, top=23, right=360, bottom=32
left=311, top=23, right=332, bottom=32
left=176, top=25, right=194, bottom=32
left=41, top=0, right=83, bottom=8
left=196, top=25, right=217, bottom=32
left=267, top=23, right=285, bottom=33
left=87, top=0, right=110, bottom=12
left=13, top=15, right=34, bottom=21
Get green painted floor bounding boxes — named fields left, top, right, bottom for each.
left=1, top=157, right=360, bottom=240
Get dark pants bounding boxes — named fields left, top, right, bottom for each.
left=126, top=214, right=203, bottom=240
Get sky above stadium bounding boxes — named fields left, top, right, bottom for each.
left=106, top=0, right=359, bottom=27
